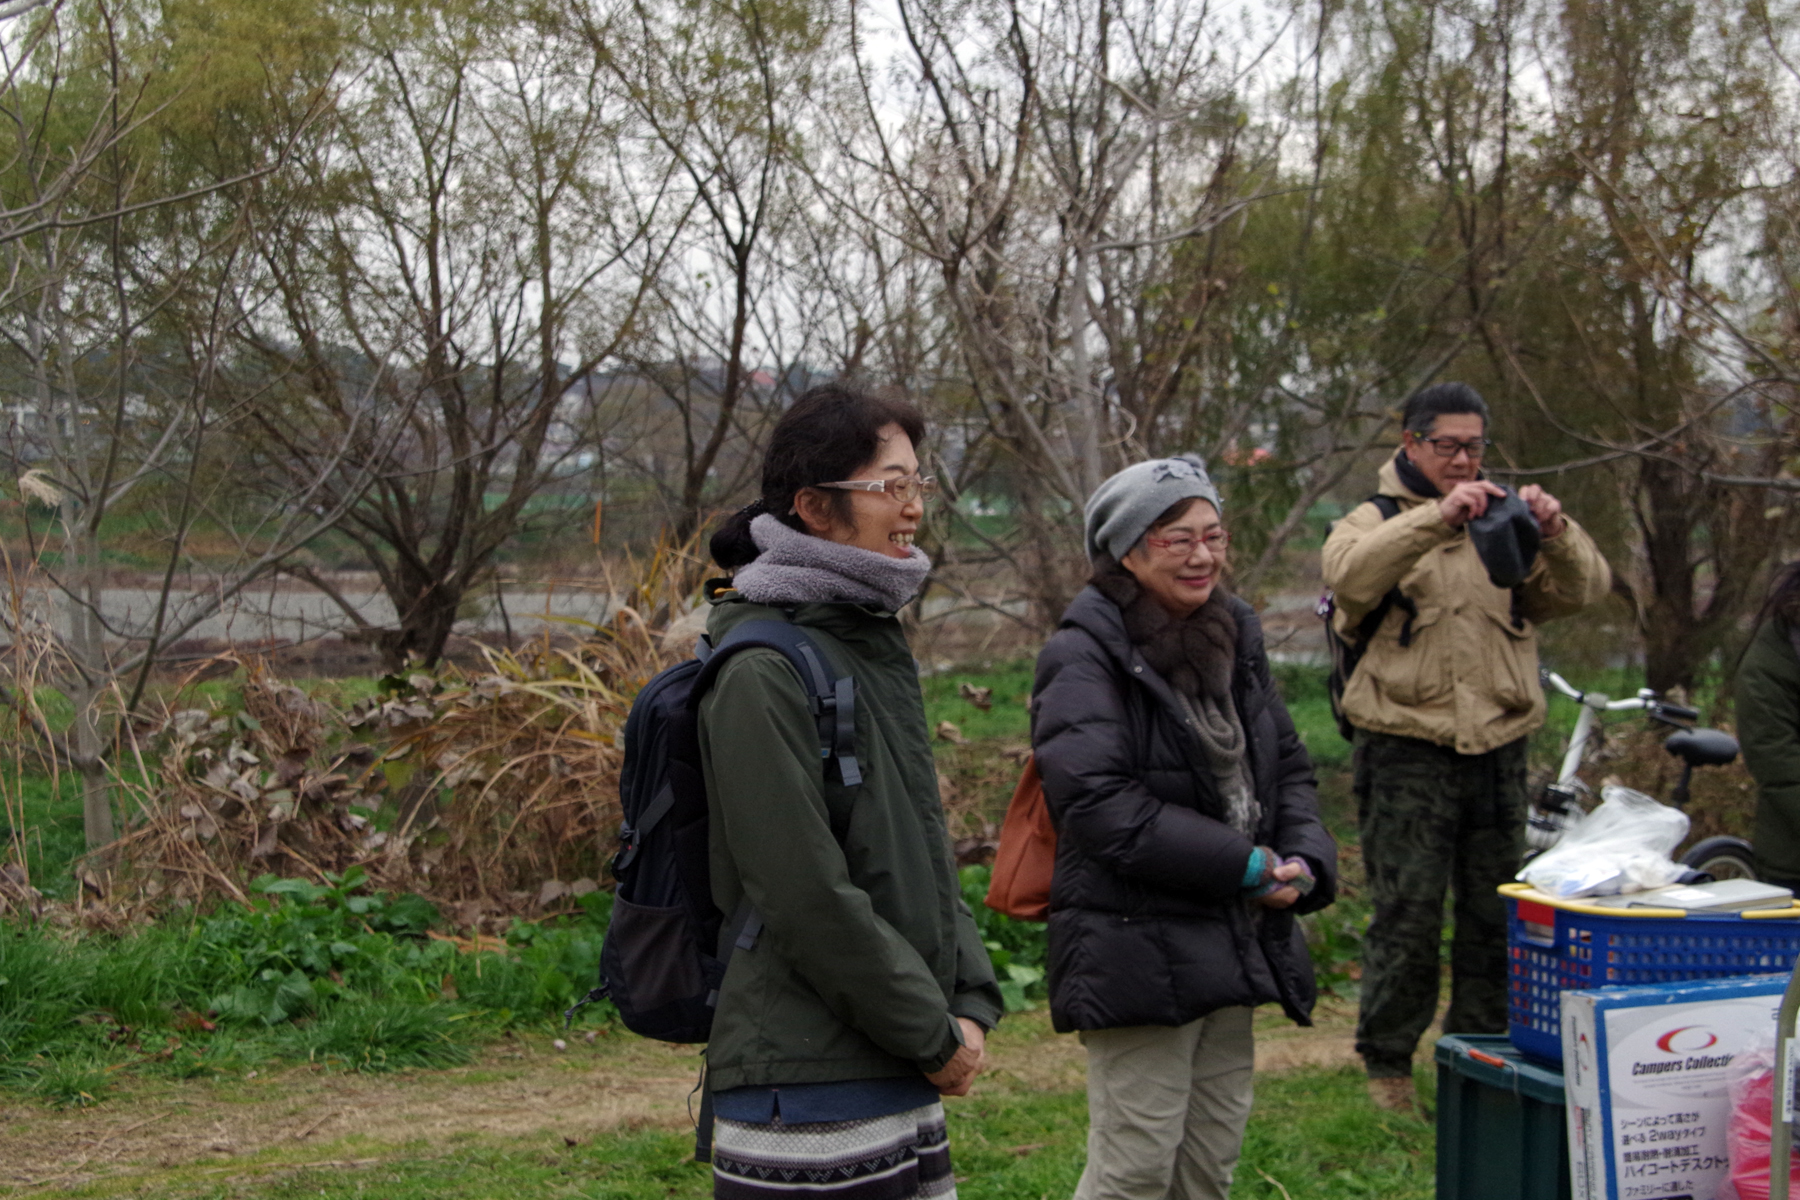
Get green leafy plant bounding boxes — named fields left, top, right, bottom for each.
left=959, top=865, right=1048, bottom=1012
left=457, top=892, right=614, bottom=1022
left=194, top=868, right=454, bottom=1026
left=0, top=874, right=619, bottom=1103
left=1301, top=896, right=1370, bottom=999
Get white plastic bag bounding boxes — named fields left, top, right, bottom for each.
left=1516, top=784, right=1689, bottom=898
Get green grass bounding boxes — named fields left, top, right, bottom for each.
left=0, top=874, right=618, bottom=1106
left=0, top=866, right=1033, bottom=1105
left=922, top=660, right=1034, bottom=743
left=284, top=998, right=475, bottom=1072
left=1, top=766, right=84, bottom=898
left=920, top=657, right=1349, bottom=767
left=1272, top=663, right=1352, bottom=769
left=1239, top=1065, right=1436, bottom=1198
left=946, top=1064, right=1435, bottom=1200
left=34, top=1063, right=1435, bottom=1199
left=43, top=1128, right=715, bottom=1198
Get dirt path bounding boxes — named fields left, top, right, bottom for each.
left=0, top=1001, right=1362, bottom=1196
left=0, top=1031, right=705, bottom=1193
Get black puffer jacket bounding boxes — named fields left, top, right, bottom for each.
left=1031, top=587, right=1338, bottom=1033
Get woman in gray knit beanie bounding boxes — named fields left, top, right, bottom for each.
left=1030, top=455, right=1338, bottom=1200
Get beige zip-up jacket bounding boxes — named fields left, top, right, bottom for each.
left=1322, top=457, right=1613, bottom=756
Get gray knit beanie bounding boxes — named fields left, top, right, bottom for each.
left=1083, top=453, right=1223, bottom=563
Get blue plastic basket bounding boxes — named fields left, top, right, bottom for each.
left=1504, top=884, right=1800, bottom=1064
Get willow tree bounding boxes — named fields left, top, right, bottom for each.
left=236, top=0, right=671, bottom=669
left=579, top=0, right=836, bottom=539
left=1469, top=0, right=1800, bottom=690
left=0, top=0, right=341, bottom=851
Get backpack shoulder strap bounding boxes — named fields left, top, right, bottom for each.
left=1349, top=494, right=1418, bottom=647
left=693, top=618, right=863, bottom=788
left=687, top=620, right=859, bottom=970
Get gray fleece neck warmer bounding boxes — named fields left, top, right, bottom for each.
left=731, top=513, right=932, bottom=612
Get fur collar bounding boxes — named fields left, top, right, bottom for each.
left=1089, top=557, right=1237, bottom=702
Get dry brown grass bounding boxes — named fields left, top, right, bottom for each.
left=95, top=538, right=711, bottom=922
left=1573, top=719, right=1758, bottom=844
left=935, top=740, right=1032, bottom=864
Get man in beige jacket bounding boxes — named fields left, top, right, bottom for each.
left=1323, top=383, right=1611, bottom=1112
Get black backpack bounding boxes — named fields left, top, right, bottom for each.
left=567, top=617, right=861, bottom=1044
left=1319, top=495, right=1416, bottom=741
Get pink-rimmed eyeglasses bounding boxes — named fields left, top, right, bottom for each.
left=1143, top=529, right=1230, bottom=558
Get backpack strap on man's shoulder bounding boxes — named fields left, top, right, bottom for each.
left=1353, top=494, right=1417, bottom=646
left=1323, top=493, right=1417, bottom=740
left=693, top=619, right=863, bottom=788
left=1352, top=587, right=1419, bottom=649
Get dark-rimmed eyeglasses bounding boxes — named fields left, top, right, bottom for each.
left=1412, top=435, right=1492, bottom=459
left=813, top=474, right=938, bottom=504
left=1143, top=529, right=1230, bottom=559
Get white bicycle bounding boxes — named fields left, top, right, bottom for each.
left=1526, top=669, right=1756, bottom=881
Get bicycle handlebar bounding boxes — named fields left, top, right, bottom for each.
left=1533, top=672, right=1576, bottom=698
left=1542, top=670, right=1643, bottom=709
left=1541, top=669, right=1698, bottom=723
left=1542, top=669, right=1582, bottom=700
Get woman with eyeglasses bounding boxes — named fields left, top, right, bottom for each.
left=698, top=383, right=1002, bottom=1200
left=1030, top=454, right=1338, bottom=1200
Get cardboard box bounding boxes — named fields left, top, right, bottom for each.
left=1562, top=975, right=1787, bottom=1200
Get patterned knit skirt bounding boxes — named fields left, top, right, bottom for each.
left=712, top=1101, right=955, bottom=1200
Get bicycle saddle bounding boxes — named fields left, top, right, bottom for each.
left=1664, top=726, right=1739, bottom=767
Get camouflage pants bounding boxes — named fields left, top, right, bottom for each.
left=1352, top=729, right=1527, bottom=1078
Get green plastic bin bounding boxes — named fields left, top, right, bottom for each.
left=1435, top=1034, right=1571, bottom=1200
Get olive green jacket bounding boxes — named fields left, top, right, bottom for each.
left=1322, top=457, right=1613, bottom=756
left=1736, top=617, right=1800, bottom=882
left=697, top=594, right=1004, bottom=1093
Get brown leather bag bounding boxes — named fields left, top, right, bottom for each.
left=984, top=755, right=1055, bottom=922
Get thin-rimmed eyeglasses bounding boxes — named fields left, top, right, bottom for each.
left=813, top=474, right=938, bottom=504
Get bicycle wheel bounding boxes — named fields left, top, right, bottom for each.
left=1680, top=836, right=1759, bottom=881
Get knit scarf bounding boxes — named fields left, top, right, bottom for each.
left=730, top=513, right=932, bottom=612
left=1393, top=448, right=1441, bottom=499
left=1394, top=446, right=1489, bottom=500
left=1091, top=559, right=1260, bottom=836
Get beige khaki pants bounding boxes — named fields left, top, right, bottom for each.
left=1073, top=1006, right=1255, bottom=1200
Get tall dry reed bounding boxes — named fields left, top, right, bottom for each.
left=93, top=535, right=712, bottom=924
